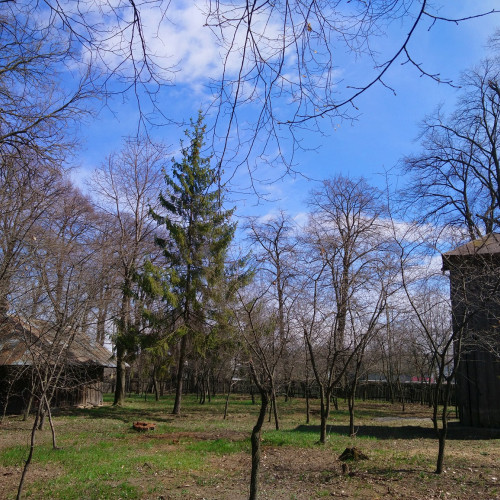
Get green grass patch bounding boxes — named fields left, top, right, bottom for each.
left=185, top=437, right=249, bottom=455
left=262, top=428, right=320, bottom=448
left=1, top=423, right=208, bottom=499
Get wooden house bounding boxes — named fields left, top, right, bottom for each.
left=0, top=315, right=115, bottom=414
left=442, top=233, right=500, bottom=427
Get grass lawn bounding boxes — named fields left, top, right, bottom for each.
left=0, top=394, right=499, bottom=499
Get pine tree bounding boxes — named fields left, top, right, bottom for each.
left=151, top=113, right=236, bottom=415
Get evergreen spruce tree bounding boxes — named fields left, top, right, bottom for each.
left=151, top=114, right=236, bottom=415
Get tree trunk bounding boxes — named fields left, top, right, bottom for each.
left=1, top=376, right=16, bottom=423
left=435, top=379, right=452, bottom=474
left=319, top=386, right=328, bottom=444
left=37, top=410, right=46, bottom=431
left=436, top=425, right=447, bottom=474
left=96, top=291, right=110, bottom=345
left=17, top=408, right=40, bottom=500
left=388, top=380, right=395, bottom=404
left=249, top=390, right=269, bottom=500
left=272, top=390, right=279, bottom=430
left=114, top=284, right=131, bottom=407
left=113, top=343, right=126, bottom=406
left=152, top=366, right=159, bottom=401
left=199, top=376, right=206, bottom=404
left=348, top=362, right=361, bottom=436
left=348, top=392, right=355, bottom=437
left=305, top=388, right=310, bottom=424
left=332, top=394, right=338, bottom=411
left=173, top=334, right=187, bottom=415
left=223, top=383, right=233, bottom=419
left=45, top=397, right=59, bottom=450
left=23, top=394, right=33, bottom=421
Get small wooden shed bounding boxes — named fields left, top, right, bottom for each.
left=442, top=233, right=500, bottom=428
left=0, top=316, right=115, bottom=414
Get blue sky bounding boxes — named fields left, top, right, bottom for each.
left=73, top=1, right=500, bottom=223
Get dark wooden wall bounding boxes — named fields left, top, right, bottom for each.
left=448, top=255, right=500, bottom=428
left=0, top=365, right=105, bottom=415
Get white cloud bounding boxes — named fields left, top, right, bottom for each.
left=142, top=3, right=222, bottom=84
left=75, top=0, right=289, bottom=93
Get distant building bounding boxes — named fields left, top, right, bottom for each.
left=442, top=233, right=500, bottom=427
left=0, top=316, right=115, bottom=414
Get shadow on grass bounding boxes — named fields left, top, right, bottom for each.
left=293, top=423, right=500, bottom=441
left=55, top=403, right=178, bottom=425
left=54, top=394, right=258, bottom=425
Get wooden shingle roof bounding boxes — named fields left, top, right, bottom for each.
left=0, top=316, right=114, bottom=368
left=442, top=233, right=500, bottom=270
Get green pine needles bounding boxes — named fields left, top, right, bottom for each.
left=149, top=113, right=236, bottom=414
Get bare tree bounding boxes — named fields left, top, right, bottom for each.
left=388, top=219, right=476, bottom=475
left=246, top=211, right=299, bottom=426
left=372, top=304, right=418, bottom=408
left=90, top=137, right=165, bottom=406
left=234, top=285, right=282, bottom=500
left=403, top=58, right=500, bottom=240
left=0, top=154, right=68, bottom=319
left=344, top=256, right=397, bottom=435
left=88, top=214, right=122, bottom=346
left=0, top=3, right=96, bottom=163
left=298, top=174, right=387, bottom=443
left=2, top=0, right=179, bottom=142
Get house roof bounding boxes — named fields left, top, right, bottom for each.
left=0, top=316, right=115, bottom=368
left=442, top=233, right=500, bottom=270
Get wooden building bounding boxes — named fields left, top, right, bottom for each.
left=442, top=233, right=500, bottom=428
left=0, top=316, right=115, bottom=414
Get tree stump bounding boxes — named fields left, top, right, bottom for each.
left=338, top=447, right=369, bottom=461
